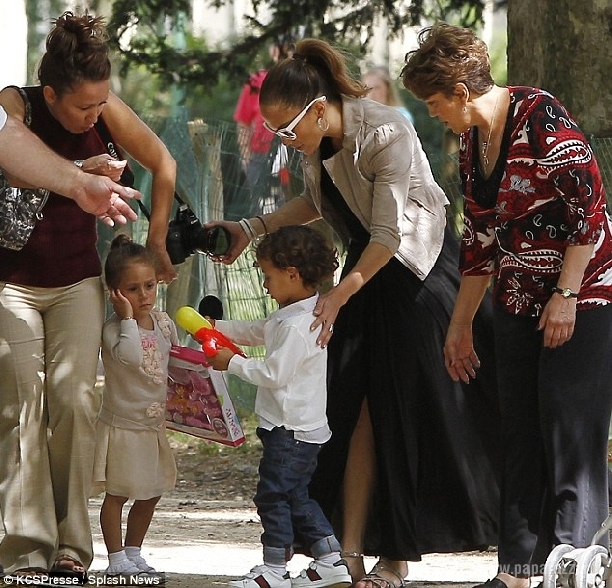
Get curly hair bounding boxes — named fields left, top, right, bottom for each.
left=260, top=38, right=368, bottom=111
left=255, top=226, right=339, bottom=289
left=38, top=11, right=111, bottom=97
left=401, top=22, right=494, bottom=100
left=104, top=234, right=155, bottom=290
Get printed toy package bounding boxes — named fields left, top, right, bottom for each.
left=166, top=345, right=245, bottom=446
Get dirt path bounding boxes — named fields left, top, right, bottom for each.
left=86, top=435, right=498, bottom=587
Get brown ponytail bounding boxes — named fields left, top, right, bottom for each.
left=260, top=38, right=368, bottom=109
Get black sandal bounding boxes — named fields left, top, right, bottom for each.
left=50, top=555, right=86, bottom=584
left=13, top=567, right=49, bottom=575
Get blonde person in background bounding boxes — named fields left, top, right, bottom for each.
left=362, top=66, right=414, bottom=124
left=0, top=11, right=176, bottom=578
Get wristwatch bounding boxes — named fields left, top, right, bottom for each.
left=551, top=286, right=579, bottom=299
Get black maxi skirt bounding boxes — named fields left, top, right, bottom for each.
left=308, top=229, right=501, bottom=561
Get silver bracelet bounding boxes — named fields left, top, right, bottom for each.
left=239, top=218, right=258, bottom=242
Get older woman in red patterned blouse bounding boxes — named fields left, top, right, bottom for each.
left=402, top=22, right=612, bottom=588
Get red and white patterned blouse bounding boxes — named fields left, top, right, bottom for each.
left=459, top=86, right=612, bottom=317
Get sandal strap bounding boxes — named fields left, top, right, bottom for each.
left=368, top=563, right=406, bottom=588
left=360, top=575, right=391, bottom=588
left=341, top=551, right=363, bottom=559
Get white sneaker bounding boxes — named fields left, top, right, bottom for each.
left=105, top=559, right=141, bottom=577
left=127, top=554, right=157, bottom=573
left=105, top=559, right=163, bottom=582
left=291, top=560, right=352, bottom=588
left=125, top=555, right=166, bottom=584
left=229, top=565, right=291, bottom=588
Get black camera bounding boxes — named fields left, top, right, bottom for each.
left=165, top=203, right=231, bottom=265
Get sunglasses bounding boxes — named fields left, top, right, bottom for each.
left=263, top=95, right=327, bottom=140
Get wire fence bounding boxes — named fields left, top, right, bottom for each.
left=592, top=137, right=612, bottom=200
left=107, top=115, right=612, bottom=411
left=101, top=115, right=463, bottom=410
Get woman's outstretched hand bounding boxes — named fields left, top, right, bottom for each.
left=71, top=177, right=139, bottom=227
left=205, top=220, right=250, bottom=264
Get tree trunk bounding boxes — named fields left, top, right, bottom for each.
left=507, top=0, right=612, bottom=137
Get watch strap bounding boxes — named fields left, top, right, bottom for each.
left=551, top=286, right=579, bottom=298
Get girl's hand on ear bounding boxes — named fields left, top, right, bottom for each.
left=109, top=288, right=134, bottom=320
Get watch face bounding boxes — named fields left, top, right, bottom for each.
left=553, top=286, right=577, bottom=298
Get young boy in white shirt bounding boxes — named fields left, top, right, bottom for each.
left=208, top=225, right=350, bottom=588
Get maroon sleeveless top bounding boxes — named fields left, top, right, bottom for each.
left=0, top=86, right=110, bottom=287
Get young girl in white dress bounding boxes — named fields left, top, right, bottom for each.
left=93, top=234, right=178, bottom=577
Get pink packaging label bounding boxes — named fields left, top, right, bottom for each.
left=166, top=346, right=245, bottom=446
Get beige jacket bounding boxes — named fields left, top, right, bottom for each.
left=301, top=95, right=448, bottom=280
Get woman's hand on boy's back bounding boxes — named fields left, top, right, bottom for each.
left=207, top=347, right=235, bottom=371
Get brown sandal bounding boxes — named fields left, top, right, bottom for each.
left=357, top=562, right=407, bottom=588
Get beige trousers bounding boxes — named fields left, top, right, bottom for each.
left=0, top=277, right=104, bottom=572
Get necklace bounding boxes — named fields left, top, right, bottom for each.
left=481, top=90, right=501, bottom=170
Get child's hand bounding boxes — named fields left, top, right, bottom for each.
left=186, top=318, right=214, bottom=345
left=109, top=288, right=134, bottom=320
left=208, top=347, right=235, bottom=371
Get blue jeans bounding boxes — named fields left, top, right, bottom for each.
left=255, top=427, right=341, bottom=565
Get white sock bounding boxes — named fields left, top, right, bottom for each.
left=264, top=562, right=287, bottom=577
left=318, top=552, right=341, bottom=565
left=108, top=550, right=129, bottom=566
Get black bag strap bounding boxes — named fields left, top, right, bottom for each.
left=93, top=117, right=151, bottom=219
left=93, top=118, right=187, bottom=221
left=7, top=86, right=32, bottom=128
left=5, top=86, right=50, bottom=203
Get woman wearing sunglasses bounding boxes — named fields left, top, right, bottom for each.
left=210, top=38, right=500, bottom=588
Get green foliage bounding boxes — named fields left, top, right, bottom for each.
left=108, top=0, right=491, bottom=95
left=488, top=27, right=508, bottom=85
left=25, top=0, right=67, bottom=83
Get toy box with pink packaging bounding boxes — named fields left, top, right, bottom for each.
left=166, top=345, right=246, bottom=446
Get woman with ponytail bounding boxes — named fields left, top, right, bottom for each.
left=209, top=38, right=500, bottom=588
